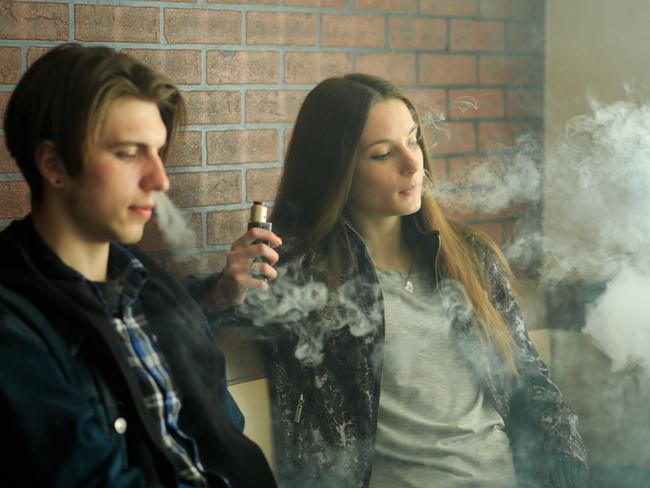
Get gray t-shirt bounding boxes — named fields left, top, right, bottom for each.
left=369, top=266, right=517, bottom=488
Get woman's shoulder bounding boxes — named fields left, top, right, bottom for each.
left=454, top=223, right=504, bottom=268
left=453, top=224, right=515, bottom=296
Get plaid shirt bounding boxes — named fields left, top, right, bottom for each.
left=88, top=245, right=209, bottom=487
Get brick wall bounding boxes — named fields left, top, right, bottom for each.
left=0, top=0, right=544, bottom=276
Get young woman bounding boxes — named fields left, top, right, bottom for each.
left=203, top=74, right=587, bottom=488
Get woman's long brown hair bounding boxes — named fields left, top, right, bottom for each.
left=272, top=73, right=518, bottom=376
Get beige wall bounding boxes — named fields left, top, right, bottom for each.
left=544, top=2, right=650, bottom=471
left=544, top=0, right=650, bottom=247
left=545, top=0, right=650, bottom=141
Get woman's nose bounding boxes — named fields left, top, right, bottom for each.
left=400, top=148, right=422, bottom=175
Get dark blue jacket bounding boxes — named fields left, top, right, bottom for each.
left=0, top=218, right=277, bottom=487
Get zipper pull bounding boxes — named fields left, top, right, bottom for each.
left=293, top=393, right=305, bottom=423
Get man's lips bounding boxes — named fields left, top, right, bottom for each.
left=129, top=204, right=155, bottom=218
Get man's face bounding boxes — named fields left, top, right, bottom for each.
left=62, top=97, right=169, bottom=245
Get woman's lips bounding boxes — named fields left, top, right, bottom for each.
left=399, top=184, right=420, bottom=196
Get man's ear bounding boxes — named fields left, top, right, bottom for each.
left=35, top=140, right=68, bottom=189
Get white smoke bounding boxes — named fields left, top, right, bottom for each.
left=585, top=266, right=650, bottom=373
left=543, top=95, right=650, bottom=284
left=421, top=92, right=650, bottom=378
left=431, top=135, right=543, bottom=216
left=235, top=265, right=383, bottom=366
left=540, top=95, right=650, bottom=377
left=153, top=191, right=195, bottom=247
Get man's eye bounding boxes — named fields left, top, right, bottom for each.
left=117, top=151, right=137, bottom=160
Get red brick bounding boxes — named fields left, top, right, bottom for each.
left=480, top=0, right=542, bottom=19
left=140, top=212, right=202, bottom=252
left=212, top=0, right=278, bottom=4
left=356, top=53, right=416, bottom=85
left=448, top=156, right=500, bottom=187
left=420, top=55, right=477, bottom=85
left=183, top=91, right=241, bottom=125
left=165, top=9, right=241, bottom=44
left=0, top=92, right=9, bottom=125
left=76, top=5, right=158, bottom=43
left=247, top=12, right=316, bottom=46
left=164, top=250, right=228, bottom=280
left=321, top=15, right=384, bottom=48
left=420, top=0, right=477, bottom=16
left=168, top=171, right=242, bottom=207
left=245, top=90, right=307, bottom=124
left=0, top=3, right=68, bottom=40
left=451, top=20, right=504, bottom=51
left=506, top=89, right=542, bottom=117
left=479, top=122, right=529, bottom=152
left=122, top=49, right=201, bottom=85
left=27, top=47, right=52, bottom=67
left=246, top=168, right=282, bottom=203
left=480, top=56, right=542, bottom=85
left=0, top=47, right=21, bottom=84
left=449, top=88, right=504, bottom=119
left=207, top=130, right=279, bottom=165
left=284, top=52, right=352, bottom=84
left=404, top=89, right=447, bottom=121
left=388, top=17, right=447, bottom=50
left=506, top=21, right=544, bottom=52
left=0, top=180, right=30, bottom=219
left=354, top=0, right=416, bottom=13
left=436, top=192, right=479, bottom=221
left=424, top=121, right=476, bottom=155
left=207, top=51, right=279, bottom=84
left=167, top=131, right=202, bottom=168
left=207, top=209, right=249, bottom=245
left=428, top=158, right=448, bottom=185
left=0, top=137, right=18, bottom=174
left=284, top=129, right=293, bottom=154
left=470, top=221, right=504, bottom=244
left=472, top=201, right=535, bottom=221
left=284, top=0, right=347, bottom=5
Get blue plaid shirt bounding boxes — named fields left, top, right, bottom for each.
left=88, top=245, right=209, bottom=487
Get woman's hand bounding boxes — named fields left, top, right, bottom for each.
left=211, top=227, right=282, bottom=311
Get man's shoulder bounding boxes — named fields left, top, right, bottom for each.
left=0, top=285, right=55, bottom=347
left=0, top=285, right=37, bottom=313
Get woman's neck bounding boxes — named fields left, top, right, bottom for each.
left=348, top=215, right=413, bottom=273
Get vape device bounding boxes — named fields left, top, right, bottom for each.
left=248, top=201, right=272, bottom=277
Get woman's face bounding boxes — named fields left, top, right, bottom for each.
left=348, top=98, right=424, bottom=225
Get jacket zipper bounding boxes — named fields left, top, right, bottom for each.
left=293, top=393, right=305, bottom=423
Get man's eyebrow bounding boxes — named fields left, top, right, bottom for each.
left=105, top=141, right=140, bottom=148
left=105, top=141, right=166, bottom=151
left=360, top=125, right=418, bottom=151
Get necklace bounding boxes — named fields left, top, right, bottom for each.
left=404, top=252, right=416, bottom=293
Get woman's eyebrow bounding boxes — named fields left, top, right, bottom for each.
left=360, top=124, right=419, bottom=151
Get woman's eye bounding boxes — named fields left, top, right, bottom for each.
left=370, top=152, right=391, bottom=161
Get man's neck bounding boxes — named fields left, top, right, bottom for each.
left=32, top=207, right=110, bottom=282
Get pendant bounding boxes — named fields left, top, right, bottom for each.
left=404, top=280, right=414, bottom=293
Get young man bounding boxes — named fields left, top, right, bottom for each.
left=0, top=43, right=276, bottom=487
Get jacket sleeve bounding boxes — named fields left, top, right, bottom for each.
left=481, top=246, right=588, bottom=488
left=0, top=289, right=157, bottom=488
